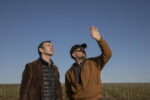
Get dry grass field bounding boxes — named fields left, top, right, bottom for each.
left=0, top=83, right=150, bottom=100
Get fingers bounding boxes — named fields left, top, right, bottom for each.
left=90, top=26, right=95, bottom=31
left=90, top=26, right=95, bottom=38
left=96, top=27, right=98, bottom=32
left=90, top=25, right=101, bottom=41
left=90, top=25, right=98, bottom=32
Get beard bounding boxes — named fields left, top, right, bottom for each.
left=78, top=56, right=86, bottom=60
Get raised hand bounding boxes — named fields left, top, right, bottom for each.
left=90, top=26, right=101, bottom=41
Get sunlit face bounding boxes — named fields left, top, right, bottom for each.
left=72, top=48, right=86, bottom=59
left=40, top=42, right=54, bottom=56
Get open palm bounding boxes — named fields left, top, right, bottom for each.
left=90, top=26, right=101, bottom=41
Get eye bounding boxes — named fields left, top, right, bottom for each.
left=48, top=44, right=51, bottom=46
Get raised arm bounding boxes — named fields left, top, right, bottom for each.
left=89, top=26, right=112, bottom=70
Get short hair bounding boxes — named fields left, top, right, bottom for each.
left=38, top=41, right=51, bottom=56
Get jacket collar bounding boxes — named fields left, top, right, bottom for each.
left=39, top=57, right=54, bottom=66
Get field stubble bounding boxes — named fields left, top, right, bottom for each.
left=0, top=83, right=150, bottom=100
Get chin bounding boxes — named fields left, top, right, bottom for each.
left=50, top=54, right=53, bottom=56
left=49, top=52, right=53, bottom=55
left=82, top=55, right=86, bottom=58
left=79, top=57, right=86, bottom=59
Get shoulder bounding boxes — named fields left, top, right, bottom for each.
left=26, top=59, right=40, bottom=65
left=65, top=64, right=74, bottom=77
left=85, top=58, right=94, bottom=63
left=65, top=70, right=70, bottom=79
left=25, top=59, right=41, bottom=69
left=86, top=56, right=101, bottom=62
left=52, top=64, right=59, bottom=71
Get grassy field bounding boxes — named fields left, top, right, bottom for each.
left=0, top=83, right=150, bottom=100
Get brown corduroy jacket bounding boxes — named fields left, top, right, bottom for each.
left=65, top=38, right=112, bottom=100
left=20, top=59, right=63, bottom=100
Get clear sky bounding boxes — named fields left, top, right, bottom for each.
left=0, top=0, right=150, bottom=84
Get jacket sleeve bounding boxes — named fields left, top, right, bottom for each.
left=65, top=73, right=72, bottom=100
left=19, top=64, right=32, bottom=100
left=89, top=38, right=112, bottom=70
left=55, top=67, right=63, bottom=100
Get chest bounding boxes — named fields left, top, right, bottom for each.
left=70, top=61, right=100, bottom=87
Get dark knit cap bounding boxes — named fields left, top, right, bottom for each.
left=70, top=43, right=87, bottom=58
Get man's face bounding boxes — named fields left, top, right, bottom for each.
left=40, top=42, right=54, bottom=56
left=73, top=47, right=86, bottom=59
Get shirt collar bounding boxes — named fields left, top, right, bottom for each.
left=40, top=57, right=53, bottom=66
left=74, top=59, right=85, bottom=67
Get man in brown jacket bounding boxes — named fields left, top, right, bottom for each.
left=65, top=26, right=112, bottom=100
left=20, top=41, right=63, bottom=100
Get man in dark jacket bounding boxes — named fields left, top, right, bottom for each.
left=20, top=41, right=63, bottom=100
left=65, top=26, right=112, bottom=100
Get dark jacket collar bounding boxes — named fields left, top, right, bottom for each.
left=39, top=57, right=54, bottom=66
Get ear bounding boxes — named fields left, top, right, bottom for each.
left=72, top=52, right=76, bottom=58
left=39, top=48, right=44, bottom=54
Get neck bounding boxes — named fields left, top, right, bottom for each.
left=41, top=55, right=51, bottom=64
left=75, top=58, right=84, bottom=65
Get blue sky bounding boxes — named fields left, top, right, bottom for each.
left=0, top=0, right=150, bottom=83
